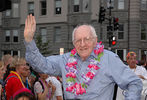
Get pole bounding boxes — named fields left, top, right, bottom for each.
left=107, top=0, right=118, bottom=99
left=108, top=0, right=112, bottom=50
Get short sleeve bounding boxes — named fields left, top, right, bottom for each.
left=34, top=82, right=43, bottom=94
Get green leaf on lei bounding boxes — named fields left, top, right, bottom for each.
left=97, top=52, right=104, bottom=62
left=70, top=54, right=74, bottom=56
left=66, top=77, right=76, bottom=82
left=81, top=83, right=87, bottom=88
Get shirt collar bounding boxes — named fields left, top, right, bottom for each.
left=73, top=50, right=97, bottom=60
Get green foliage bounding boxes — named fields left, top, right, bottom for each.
left=36, top=34, right=51, bottom=56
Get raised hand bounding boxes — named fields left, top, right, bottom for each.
left=24, top=14, right=36, bottom=42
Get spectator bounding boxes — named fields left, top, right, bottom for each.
left=2, top=55, right=14, bottom=81
left=2, top=54, right=13, bottom=70
left=139, top=60, right=147, bottom=70
left=127, top=52, right=147, bottom=80
left=46, top=76, right=63, bottom=100
left=24, top=14, right=142, bottom=99
left=117, top=52, right=147, bottom=100
left=34, top=73, right=55, bottom=100
left=13, top=88, right=35, bottom=100
left=0, top=61, right=6, bottom=100
left=5, top=57, right=30, bottom=100
left=20, top=63, right=31, bottom=89
left=28, top=72, right=36, bottom=93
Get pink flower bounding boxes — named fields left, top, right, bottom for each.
left=66, top=72, right=76, bottom=78
left=66, top=86, right=74, bottom=92
left=93, top=65, right=100, bottom=70
left=66, top=61, right=77, bottom=68
left=94, top=45, right=104, bottom=55
left=74, top=83, right=78, bottom=88
left=94, top=49, right=100, bottom=55
left=76, top=88, right=81, bottom=95
left=71, top=48, right=76, bottom=55
left=99, top=46, right=104, bottom=53
left=81, top=88, right=86, bottom=94
left=86, top=72, right=94, bottom=79
left=88, top=64, right=93, bottom=69
left=88, top=64, right=100, bottom=70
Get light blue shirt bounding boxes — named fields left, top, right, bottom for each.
left=24, top=40, right=142, bottom=100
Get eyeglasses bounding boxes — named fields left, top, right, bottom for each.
left=73, top=37, right=94, bottom=45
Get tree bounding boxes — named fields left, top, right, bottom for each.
left=36, top=34, right=52, bottom=56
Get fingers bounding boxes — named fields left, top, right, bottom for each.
left=25, top=14, right=35, bottom=26
left=32, top=15, right=36, bottom=25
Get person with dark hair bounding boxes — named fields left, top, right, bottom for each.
left=12, top=88, right=35, bottom=100
left=117, top=52, right=147, bottom=99
left=24, top=14, right=142, bottom=100
left=34, top=73, right=56, bottom=100
left=126, top=52, right=147, bottom=80
left=139, top=60, right=147, bottom=70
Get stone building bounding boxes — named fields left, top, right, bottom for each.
left=0, top=0, right=147, bottom=61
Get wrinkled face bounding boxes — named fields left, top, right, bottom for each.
left=73, top=25, right=97, bottom=61
left=127, top=56, right=137, bottom=68
left=0, top=66, right=6, bottom=80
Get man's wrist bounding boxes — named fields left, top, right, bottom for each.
left=25, top=38, right=33, bottom=43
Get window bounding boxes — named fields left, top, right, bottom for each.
left=141, top=24, right=147, bottom=40
left=12, top=3, right=19, bottom=17
left=107, top=0, right=114, bottom=9
left=2, top=50, right=20, bottom=57
left=13, top=51, right=19, bottom=56
left=118, top=24, right=124, bottom=39
left=116, top=49, right=127, bottom=61
left=74, top=0, right=80, bottom=12
left=141, top=0, right=147, bottom=10
left=5, top=30, right=10, bottom=42
left=118, top=0, right=124, bottom=9
left=40, top=28, right=47, bottom=43
left=141, top=50, right=147, bottom=61
left=5, top=10, right=11, bottom=16
left=83, top=0, right=89, bottom=12
left=40, top=0, right=46, bottom=15
left=13, top=30, right=18, bottom=42
left=28, top=2, right=34, bottom=15
left=3, top=50, right=11, bottom=55
left=55, top=0, right=61, bottom=14
left=54, top=27, right=61, bottom=42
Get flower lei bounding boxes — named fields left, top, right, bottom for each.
left=65, top=42, right=104, bottom=96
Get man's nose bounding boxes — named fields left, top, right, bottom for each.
left=81, top=39, right=86, bottom=46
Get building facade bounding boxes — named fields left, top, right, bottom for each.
left=0, top=0, right=147, bottom=61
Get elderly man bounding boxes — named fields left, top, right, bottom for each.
left=127, top=52, right=147, bottom=80
left=24, top=14, right=142, bottom=100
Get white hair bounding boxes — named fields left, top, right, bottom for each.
left=72, top=24, right=97, bottom=41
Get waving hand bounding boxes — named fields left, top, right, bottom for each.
left=24, top=14, right=36, bottom=42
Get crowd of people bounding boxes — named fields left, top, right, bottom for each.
left=0, top=14, right=146, bottom=100
left=0, top=54, right=63, bottom=100
left=0, top=52, right=146, bottom=100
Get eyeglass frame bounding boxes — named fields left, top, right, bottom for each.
left=73, top=36, right=96, bottom=45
